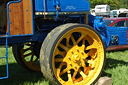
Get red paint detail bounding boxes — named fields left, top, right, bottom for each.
left=104, top=17, right=128, bottom=26
left=107, top=45, right=128, bottom=51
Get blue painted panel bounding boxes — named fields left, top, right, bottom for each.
left=35, top=0, right=90, bottom=12
left=106, top=26, right=127, bottom=45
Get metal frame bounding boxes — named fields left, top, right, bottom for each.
left=0, top=0, right=35, bottom=79
left=0, top=37, right=8, bottom=79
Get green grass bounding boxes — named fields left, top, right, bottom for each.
left=0, top=47, right=128, bottom=85
left=102, top=50, right=128, bottom=85
left=0, top=47, right=49, bottom=85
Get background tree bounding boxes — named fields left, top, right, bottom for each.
left=88, top=0, right=128, bottom=10
left=119, top=0, right=128, bottom=9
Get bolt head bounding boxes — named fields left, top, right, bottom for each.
left=68, top=56, right=71, bottom=59
left=81, top=51, right=84, bottom=55
left=71, top=50, right=74, bottom=54
left=80, top=63, right=82, bottom=66
left=76, top=48, right=79, bottom=52
left=75, top=66, right=77, bottom=69
left=69, top=63, right=72, bottom=67
left=82, top=57, right=84, bottom=60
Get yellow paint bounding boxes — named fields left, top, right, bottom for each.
left=52, top=27, right=104, bottom=85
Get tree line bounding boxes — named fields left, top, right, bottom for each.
left=89, top=0, right=128, bottom=10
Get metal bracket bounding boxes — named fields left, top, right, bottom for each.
left=0, top=37, right=8, bottom=79
left=111, top=35, right=119, bottom=45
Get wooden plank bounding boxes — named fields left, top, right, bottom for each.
left=8, top=0, right=33, bottom=35
left=23, top=0, right=33, bottom=34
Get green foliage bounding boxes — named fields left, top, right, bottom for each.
left=119, top=0, right=128, bottom=9
left=89, top=0, right=128, bottom=10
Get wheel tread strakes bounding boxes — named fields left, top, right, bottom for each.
left=40, top=23, right=106, bottom=85
left=40, top=23, right=75, bottom=84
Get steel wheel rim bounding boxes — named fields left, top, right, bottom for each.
left=52, top=27, right=104, bottom=85
left=20, top=43, right=40, bottom=71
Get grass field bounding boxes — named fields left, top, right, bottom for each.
left=0, top=47, right=128, bottom=85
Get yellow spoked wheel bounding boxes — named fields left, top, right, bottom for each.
left=12, top=42, right=40, bottom=71
left=40, top=24, right=106, bottom=85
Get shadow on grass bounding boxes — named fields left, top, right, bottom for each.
left=105, top=58, right=128, bottom=69
left=102, top=57, right=128, bottom=77
left=0, top=63, right=49, bottom=85
left=1, top=57, right=128, bottom=84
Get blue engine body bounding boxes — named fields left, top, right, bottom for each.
left=88, top=15, right=128, bottom=47
left=34, top=0, right=90, bottom=12
left=106, top=27, right=127, bottom=46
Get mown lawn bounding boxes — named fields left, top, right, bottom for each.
left=0, top=47, right=128, bottom=85
left=102, top=50, right=128, bottom=85
left=0, top=47, right=49, bottom=85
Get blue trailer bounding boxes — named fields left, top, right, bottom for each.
left=0, top=0, right=127, bottom=85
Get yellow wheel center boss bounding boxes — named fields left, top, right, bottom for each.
left=63, top=45, right=88, bottom=71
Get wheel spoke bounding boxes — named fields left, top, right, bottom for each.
left=25, top=43, right=31, bottom=46
left=56, top=49, right=66, bottom=57
left=76, top=34, right=86, bottom=44
left=66, top=36, right=72, bottom=48
left=81, top=53, right=89, bottom=60
left=55, top=58, right=63, bottom=62
left=85, top=39, right=98, bottom=50
left=67, top=71, right=73, bottom=82
left=72, top=71, right=78, bottom=81
left=85, top=59, right=95, bottom=68
left=84, top=67, right=91, bottom=76
left=82, top=36, right=89, bottom=45
left=89, top=50, right=98, bottom=59
left=71, top=34, right=77, bottom=45
left=23, top=52, right=33, bottom=58
left=79, top=69, right=87, bottom=79
left=33, top=57, right=39, bottom=65
left=88, top=67, right=95, bottom=76
left=30, top=55, right=34, bottom=62
left=84, top=67, right=88, bottom=73
left=85, top=59, right=94, bottom=64
left=59, top=68, right=68, bottom=76
left=57, top=63, right=66, bottom=76
left=93, top=53, right=97, bottom=59
left=75, top=77, right=83, bottom=82
left=59, top=43, right=69, bottom=52
left=13, top=42, right=41, bottom=71
left=58, top=63, right=63, bottom=70
left=81, top=60, right=86, bottom=67
left=24, top=48, right=31, bottom=52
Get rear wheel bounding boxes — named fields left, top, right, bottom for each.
left=12, top=42, right=40, bottom=71
left=40, top=23, right=106, bottom=85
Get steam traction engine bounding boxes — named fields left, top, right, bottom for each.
left=0, top=0, right=127, bottom=85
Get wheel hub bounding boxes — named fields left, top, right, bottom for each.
left=64, top=45, right=87, bottom=70
left=72, top=53, right=80, bottom=62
